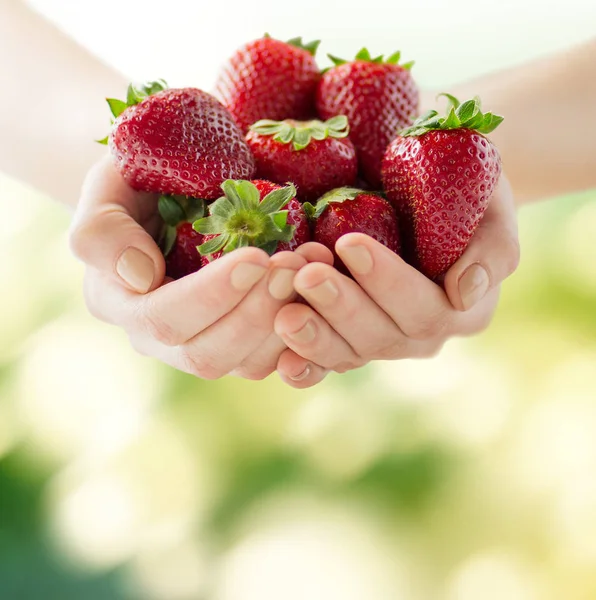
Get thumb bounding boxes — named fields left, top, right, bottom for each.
left=69, top=155, right=166, bottom=294
left=444, top=175, right=521, bottom=311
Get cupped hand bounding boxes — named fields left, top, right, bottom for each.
left=69, top=155, right=332, bottom=380
left=274, top=175, right=520, bottom=388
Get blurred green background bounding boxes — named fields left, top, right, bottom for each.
left=1, top=173, right=596, bottom=600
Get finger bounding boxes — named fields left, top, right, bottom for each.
left=227, top=251, right=309, bottom=379
left=335, top=233, right=455, bottom=341
left=276, top=348, right=330, bottom=389
left=443, top=175, right=521, bottom=311
left=69, top=155, right=165, bottom=294
left=165, top=250, right=307, bottom=379
left=274, top=302, right=362, bottom=371
left=228, top=332, right=286, bottom=380
left=294, top=242, right=335, bottom=266
left=292, top=262, right=420, bottom=359
left=85, top=247, right=271, bottom=346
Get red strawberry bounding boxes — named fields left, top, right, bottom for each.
left=158, top=195, right=206, bottom=279
left=316, top=48, right=419, bottom=189
left=103, top=81, right=255, bottom=200
left=215, top=36, right=321, bottom=133
left=382, top=94, right=504, bottom=280
left=194, top=179, right=310, bottom=266
left=246, top=116, right=358, bottom=202
left=304, top=187, right=400, bottom=276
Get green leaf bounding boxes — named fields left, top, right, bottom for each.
left=271, top=211, right=289, bottom=231
left=250, top=119, right=286, bottom=135
left=208, top=197, right=236, bottom=220
left=193, top=215, right=227, bottom=235
left=106, top=98, right=128, bottom=119
left=302, top=202, right=316, bottom=220
left=260, top=241, right=279, bottom=255
left=275, top=124, right=294, bottom=144
left=158, top=195, right=187, bottom=227
left=310, top=127, right=328, bottom=141
left=185, top=198, right=206, bottom=222
left=438, top=93, right=461, bottom=110
left=220, top=179, right=247, bottom=210
left=327, top=54, right=347, bottom=66
left=159, top=225, right=177, bottom=257
left=287, top=37, right=321, bottom=56
left=456, top=97, right=480, bottom=123
left=461, top=110, right=486, bottom=130
left=259, top=184, right=296, bottom=214
left=442, top=107, right=461, bottom=129
left=292, top=129, right=311, bottom=150
left=96, top=136, right=109, bottom=145
left=233, top=180, right=260, bottom=210
left=478, top=112, right=504, bottom=134
left=386, top=51, right=401, bottom=64
left=197, top=234, right=228, bottom=256
left=401, top=60, right=415, bottom=70
left=223, top=234, right=244, bottom=253
left=326, top=115, right=348, bottom=131
left=355, top=47, right=371, bottom=61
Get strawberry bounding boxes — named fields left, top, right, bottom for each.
left=246, top=116, right=358, bottom=202
left=381, top=94, right=504, bottom=280
left=304, top=187, right=400, bottom=276
left=215, top=36, right=321, bottom=133
left=101, top=81, right=255, bottom=200
left=194, top=179, right=310, bottom=265
left=316, top=48, right=419, bottom=189
left=158, top=195, right=206, bottom=279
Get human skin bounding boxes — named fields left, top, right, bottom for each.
left=2, top=1, right=594, bottom=387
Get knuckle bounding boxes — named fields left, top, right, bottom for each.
left=139, top=299, right=178, bottom=346
left=68, top=219, right=91, bottom=260
left=232, top=366, right=273, bottom=381
left=373, top=339, right=409, bottom=360
left=334, top=360, right=366, bottom=374
left=82, top=271, right=109, bottom=323
left=179, top=348, right=224, bottom=380
left=128, top=333, right=151, bottom=357
left=417, top=340, right=445, bottom=359
left=502, top=235, right=521, bottom=277
left=408, top=311, right=450, bottom=341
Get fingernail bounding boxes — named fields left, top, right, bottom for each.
left=286, top=320, right=316, bottom=344
left=268, top=268, right=297, bottom=300
left=231, top=263, right=268, bottom=291
left=116, top=247, right=155, bottom=293
left=338, top=244, right=373, bottom=275
left=303, top=279, right=339, bottom=307
left=459, top=263, right=490, bottom=310
left=289, top=364, right=311, bottom=382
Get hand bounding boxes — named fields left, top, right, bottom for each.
left=69, top=155, right=332, bottom=380
left=274, top=175, right=520, bottom=388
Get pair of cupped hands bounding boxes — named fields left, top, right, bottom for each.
left=69, top=155, right=520, bottom=389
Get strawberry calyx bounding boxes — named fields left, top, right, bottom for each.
left=400, top=94, right=504, bottom=137
left=303, top=186, right=366, bottom=220
left=327, top=48, right=414, bottom=70
left=250, top=116, right=349, bottom=151
left=158, top=194, right=206, bottom=256
left=97, top=79, right=168, bottom=144
left=262, top=34, right=321, bottom=56
left=193, top=180, right=297, bottom=257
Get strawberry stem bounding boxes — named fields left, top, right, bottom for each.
left=400, top=94, right=504, bottom=137
left=250, top=116, right=350, bottom=151
left=193, top=180, right=297, bottom=258
left=326, top=48, right=414, bottom=69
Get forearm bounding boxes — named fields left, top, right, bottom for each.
left=0, top=0, right=127, bottom=207
left=424, top=40, right=596, bottom=205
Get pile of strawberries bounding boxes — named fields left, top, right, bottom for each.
left=101, top=36, right=503, bottom=282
